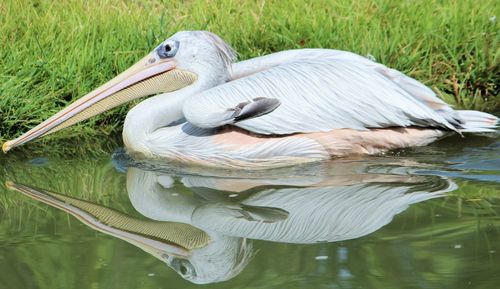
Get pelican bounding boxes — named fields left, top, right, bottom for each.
left=3, top=31, right=498, bottom=168
left=6, top=161, right=456, bottom=284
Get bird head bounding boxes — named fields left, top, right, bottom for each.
left=2, top=31, right=236, bottom=152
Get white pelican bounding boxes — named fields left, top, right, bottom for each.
left=7, top=161, right=456, bottom=284
left=3, top=31, right=498, bottom=168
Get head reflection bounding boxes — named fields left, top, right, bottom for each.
left=8, top=160, right=456, bottom=284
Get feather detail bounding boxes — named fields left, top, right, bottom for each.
left=184, top=49, right=463, bottom=135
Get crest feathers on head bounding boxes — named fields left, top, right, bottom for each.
left=198, top=31, right=238, bottom=68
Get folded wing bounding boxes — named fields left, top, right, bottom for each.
left=183, top=49, right=462, bottom=135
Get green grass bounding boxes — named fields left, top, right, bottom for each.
left=0, top=0, right=499, bottom=143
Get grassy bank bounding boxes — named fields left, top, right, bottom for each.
left=0, top=0, right=498, bottom=143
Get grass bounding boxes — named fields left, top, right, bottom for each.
left=0, top=0, right=499, bottom=143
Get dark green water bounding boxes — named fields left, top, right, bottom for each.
left=0, top=134, right=499, bottom=289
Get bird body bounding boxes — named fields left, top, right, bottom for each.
left=126, top=120, right=446, bottom=168
left=4, top=31, right=497, bottom=168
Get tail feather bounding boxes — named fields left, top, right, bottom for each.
left=456, top=110, right=498, bottom=133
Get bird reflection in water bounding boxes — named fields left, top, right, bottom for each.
left=7, top=159, right=456, bottom=284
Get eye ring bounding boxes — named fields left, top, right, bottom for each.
left=170, top=258, right=196, bottom=278
left=157, top=40, right=179, bottom=59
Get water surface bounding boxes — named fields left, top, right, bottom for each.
left=0, top=133, right=499, bottom=289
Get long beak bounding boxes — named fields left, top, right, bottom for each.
left=5, top=181, right=210, bottom=262
left=3, top=54, right=197, bottom=152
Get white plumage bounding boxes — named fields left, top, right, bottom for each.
left=184, top=49, right=462, bottom=134
left=5, top=31, right=497, bottom=168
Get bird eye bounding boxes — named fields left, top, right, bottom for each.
left=157, top=40, right=179, bottom=59
left=180, top=265, right=187, bottom=275
left=170, top=258, right=196, bottom=278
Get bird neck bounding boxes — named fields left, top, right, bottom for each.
left=122, top=76, right=221, bottom=152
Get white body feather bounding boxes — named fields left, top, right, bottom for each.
left=184, top=49, right=461, bottom=133
left=122, top=32, right=498, bottom=168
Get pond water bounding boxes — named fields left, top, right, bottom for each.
left=0, top=133, right=499, bottom=289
